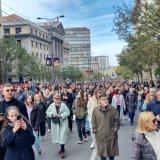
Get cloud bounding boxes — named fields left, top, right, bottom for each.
left=1, top=0, right=126, bottom=66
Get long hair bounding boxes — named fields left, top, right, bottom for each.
left=137, top=111, right=154, bottom=133
left=77, top=91, right=88, bottom=108
left=2, top=106, right=28, bottom=128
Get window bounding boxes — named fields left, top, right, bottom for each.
left=30, top=28, right=33, bottom=34
left=44, top=54, right=46, bottom=60
left=40, top=43, right=42, bottom=49
left=4, top=28, right=10, bottom=35
left=43, top=44, right=45, bottom=50
left=36, top=53, right=38, bottom=57
left=35, top=30, right=37, bottom=35
left=35, top=42, right=38, bottom=48
left=39, top=32, right=41, bottom=37
left=43, top=34, right=45, bottom=39
left=15, top=27, right=21, bottom=34
left=31, top=40, right=34, bottom=47
left=17, top=40, right=21, bottom=44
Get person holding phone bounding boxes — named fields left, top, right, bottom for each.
left=1, top=106, right=35, bottom=160
left=0, top=83, right=28, bottom=159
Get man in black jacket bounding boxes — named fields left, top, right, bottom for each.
left=0, top=83, right=28, bottom=159
left=61, top=85, right=73, bottom=131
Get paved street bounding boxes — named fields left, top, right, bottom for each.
left=35, top=113, right=138, bottom=160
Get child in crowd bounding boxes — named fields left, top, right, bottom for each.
left=1, top=106, right=35, bottom=160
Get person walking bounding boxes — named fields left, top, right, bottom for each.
left=92, top=93, right=120, bottom=160
left=25, top=95, right=42, bottom=155
left=132, top=111, right=160, bottom=160
left=111, top=89, right=126, bottom=120
left=126, top=87, right=137, bottom=126
left=1, top=106, right=35, bottom=160
left=34, top=93, right=47, bottom=141
left=87, top=88, right=102, bottom=149
left=72, top=91, right=88, bottom=144
left=46, top=94, right=70, bottom=158
left=0, top=83, right=28, bottom=159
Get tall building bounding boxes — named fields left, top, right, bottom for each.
left=64, top=27, right=91, bottom=70
left=91, top=55, right=109, bottom=73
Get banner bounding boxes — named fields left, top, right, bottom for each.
left=53, top=58, right=60, bottom=67
left=46, top=58, right=52, bottom=66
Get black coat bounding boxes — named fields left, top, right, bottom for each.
left=1, top=122, right=35, bottom=160
left=0, top=98, right=28, bottom=119
left=30, top=106, right=41, bottom=131
left=37, top=101, right=47, bottom=123
left=0, top=98, right=28, bottom=131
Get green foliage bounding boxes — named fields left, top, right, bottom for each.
left=61, top=67, right=83, bottom=82
left=113, top=0, right=160, bottom=81
left=0, top=38, right=50, bottom=82
left=115, top=66, right=133, bottom=80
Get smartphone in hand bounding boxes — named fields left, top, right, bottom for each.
left=0, top=113, right=4, bottom=117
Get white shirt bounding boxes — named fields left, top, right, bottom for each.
left=145, top=130, right=160, bottom=160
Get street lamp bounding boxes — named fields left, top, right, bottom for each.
left=37, top=15, right=65, bottom=82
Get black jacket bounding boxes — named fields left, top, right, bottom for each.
left=0, top=98, right=28, bottom=131
left=30, top=106, right=41, bottom=131
left=37, top=101, right=47, bottom=123
left=1, top=121, right=35, bottom=160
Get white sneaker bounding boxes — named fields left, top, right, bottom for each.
left=78, top=140, right=84, bottom=144
left=48, top=129, right=51, bottom=132
left=123, top=116, right=126, bottom=120
left=90, top=142, right=96, bottom=149
left=128, top=118, right=130, bottom=122
left=84, top=137, right=88, bottom=141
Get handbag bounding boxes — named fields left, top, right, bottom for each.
left=51, top=117, right=60, bottom=124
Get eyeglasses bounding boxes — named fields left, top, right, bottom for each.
left=55, top=98, right=61, bottom=100
left=5, top=89, right=14, bottom=92
left=148, top=118, right=157, bottom=124
left=100, top=98, right=108, bottom=101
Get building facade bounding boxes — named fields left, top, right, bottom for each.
left=63, top=41, right=70, bottom=68
left=37, top=21, right=65, bottom=67
left=3, top=14, right=50, bottom=65
left=91, top=55, right=109, bottom=73
left=64, top=27, right=91, bottom=70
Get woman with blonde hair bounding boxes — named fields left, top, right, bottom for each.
left=132, top=111, right=159, bottom=160
left=141, top=93, right=155, bottom=112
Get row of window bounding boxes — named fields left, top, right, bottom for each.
left=32, top=52, right=48, bottom=61
left=4, top=27, right=48, bottom=40
left=31, top=40, right=49, bottom=51
left=4, top=27, right=21, bottom=35
left=30, top=28, right=48, bottom=40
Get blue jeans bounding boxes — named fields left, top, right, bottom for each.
left=85, top=114, right=90, bottom=132
left=33, top=131, right=41, bottom=152
left=129, top=112, right=135, bottom=124
left=76, top=118, right=87, bottom=141
left=101, top=156, right=115, bottom=160
left=137, top=100, right=143, bottom=112
left=47, top=117, right=51, bottom=130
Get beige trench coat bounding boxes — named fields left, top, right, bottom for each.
left=92, top=105, right=120, bottom=157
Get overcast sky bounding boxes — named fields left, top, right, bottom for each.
left=2, top=0, right=127, bottom=66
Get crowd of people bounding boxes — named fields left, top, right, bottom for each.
left=0, top=80, right=160, bottom=159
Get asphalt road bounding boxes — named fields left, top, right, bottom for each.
left=35, top=113, right=138, bottom=160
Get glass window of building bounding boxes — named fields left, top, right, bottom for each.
left=31, top=40, right=34, bottom=47
left=17, top=40, right=21, bottom=44
left=4, top=28, right=10, bottom=35
left=40, top=43, right=42, bottom=49
left=30, top=28, right=33, bottom=34
left=35, top=30, right=37, bottom=35
left=36, top=53, right=38, bottom=57
left=15, top=27, right=21, bottom=34
left=39, top=32, right=41, bottom=37
left=35, top=42, right=38, bottom=48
